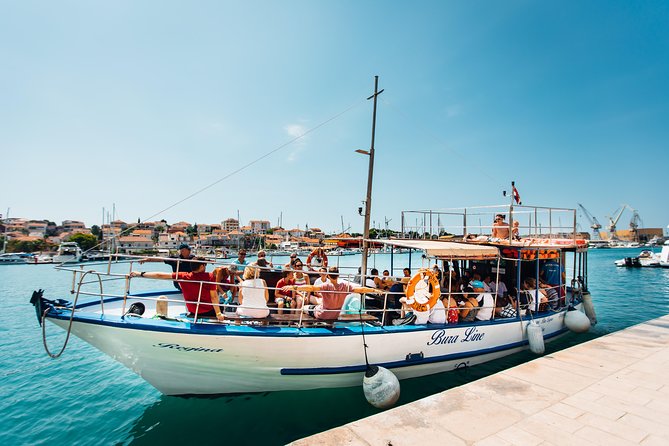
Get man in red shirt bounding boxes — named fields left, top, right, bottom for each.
left=131, top=257, right=224, bottom=321
left=274, top=269, right=296, bottom=314
left=283, top=266, right=382, bottom=320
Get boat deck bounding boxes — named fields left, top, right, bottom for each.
left=292, top=315, right=669, bottom=445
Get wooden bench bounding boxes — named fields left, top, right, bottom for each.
left=187, top=311, right=380, bottom=327
left=269, top=312, right=379, bottom=327
left=337, top=313, right=379, bottom=322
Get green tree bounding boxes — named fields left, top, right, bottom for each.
left=91, top=225, right=102, bottom=240
left=7, top=239, right=49, bottom=253
left=69, top=233, right=99, bottom=251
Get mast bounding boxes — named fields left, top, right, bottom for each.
left=360, top=76, right=383, bottom=289
left=509, top=181, right=515, bottom=243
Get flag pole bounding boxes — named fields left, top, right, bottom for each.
left=509, top=181, right=516, bottom=243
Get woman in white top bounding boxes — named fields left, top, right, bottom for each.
left=237, top=266, right=270, bottom=318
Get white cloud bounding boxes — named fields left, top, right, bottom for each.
left=284, top=123, right=308, bottom=161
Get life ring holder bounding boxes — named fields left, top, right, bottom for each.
left=404, top=269, right=441, bottom=312
left=306, top=248, right=328, bottom=268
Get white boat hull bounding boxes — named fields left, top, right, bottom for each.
left=48, top=307, right=573, bottom=395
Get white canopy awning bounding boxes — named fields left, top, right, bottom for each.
left=373, top=239, right=499, bottom=259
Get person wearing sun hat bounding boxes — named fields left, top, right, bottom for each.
left=471, top=280, right=494, bottom=321
left=139, top=242, right=197, bottom=290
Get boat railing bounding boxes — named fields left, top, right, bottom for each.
left=56, top=260, right=575, bottom=328
left=400, top=204, right=579, bottom=242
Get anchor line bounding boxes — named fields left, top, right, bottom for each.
left=41, top=270, right=92, bottom=358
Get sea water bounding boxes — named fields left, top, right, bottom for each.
left=1, top=248, right=668, bottom=445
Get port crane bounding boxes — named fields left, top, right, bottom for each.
left=605, top=205, right=628, bottom=240
left=577, top=203, right=603, bottom=240
left=628, top=207, right=643, bottom=242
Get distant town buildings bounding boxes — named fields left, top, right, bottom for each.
left=1, top=215, right=335, bottom=253
left=222, top=218, right=239, bottom=232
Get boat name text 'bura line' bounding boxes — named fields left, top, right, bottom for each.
left=153, top=343, right=224, bottom=353
left=427, top=326, right=485, bottom=346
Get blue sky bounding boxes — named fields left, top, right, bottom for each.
left=2, top=1, right=668, bottom=235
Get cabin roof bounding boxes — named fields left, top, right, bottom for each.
left=373, top=239, right=500, bottom=259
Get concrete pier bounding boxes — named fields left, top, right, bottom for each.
left=292, top=315, right=669, bottom=445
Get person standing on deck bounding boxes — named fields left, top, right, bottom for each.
left=541, top=257, right=565, bottom=298
left=139, top=243, right=196, bottom=290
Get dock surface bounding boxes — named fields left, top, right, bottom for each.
left=292, top=315, right=669, bottom=445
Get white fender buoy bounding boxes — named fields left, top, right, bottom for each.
left=156, top=295, right=168, bottom=317
left=527, top=321, right=545, bottom=355
left=363, top=365, right=400, bottom=409
left=582, top=292, right=597, bottom=326
left=565, top=308, right=590, bottom=333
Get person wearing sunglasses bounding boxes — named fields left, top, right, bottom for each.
left=292, top=260, right=311, bottom=306
left=492, top=214, right=509, bottom=239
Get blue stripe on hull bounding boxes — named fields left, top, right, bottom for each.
left=279, top=328, right=569, bottom=375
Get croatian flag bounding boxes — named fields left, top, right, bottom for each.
left=512, top=184, right=522, bottom=205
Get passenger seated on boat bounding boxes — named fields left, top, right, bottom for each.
left=253, top=250, right=273, bottom=269
left=486, top=276, right=508, bottom=298
left=471, top=280, right=494, bottom=321
left=522, top=278, right=548, bottom=313
left=431, top=265, right=443, bottom=289
left=442, top=295, right=459, bottom=324
left=313, top=267, right=330, bottom=287
left=379, top=270, right=394, bottom=290
left=274, top=269, right=296, bottom=314
left=428, top=298, right=447, bottom=324
left=492, top=214, right=510, bottom=240
left=130, top=257, right=224, bottom=321
left=481, top=275, right=494, bottom=293
left=292, top=260, right=311, bottom=308
left=213, top=264, right=239, bottom=304
left=400, top=268, right=412, bottom=291
left=138, top=243, right=196, bottom=290
left=458, top=286, right=479, bottom=322
left=233, top=249, right=249, bottom=270
left=539, top=279, right=561, bottom=309
left=465, top=233, right=490, bottom=242
left=494, top=293, right=517, bottom=318
left=284, top=266, right=383, bottom=320
left=512, top=221, right=520, bottom=241
left=289, top=252, right=300, bottom=268
left=365, top=268, right=379, bottom=288
left=237, top=266, right=270, bottom=318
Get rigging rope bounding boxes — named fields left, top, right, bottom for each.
left=71, top=98, right=365, bottom=259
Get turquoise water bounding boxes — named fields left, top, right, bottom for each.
left=1, top=248, right=669, bottom=445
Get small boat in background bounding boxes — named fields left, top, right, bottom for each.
left=53, top=242, right=83, bottom=264
left=0, top=252, right=33, bottom=264
left=614, top=249, right=660, bottom=268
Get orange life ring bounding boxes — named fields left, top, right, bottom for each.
left=306, top=248, right=328, bottom=268
left=404, top=270, right=441, bottom=312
